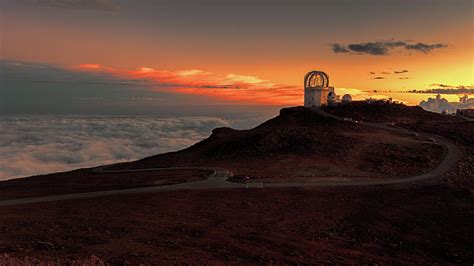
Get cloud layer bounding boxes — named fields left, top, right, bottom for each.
left=408, top=85, right=474, bottom=94
left=419, top=95, right=473, bottom=113
left=107, top=64, right=300, bottom=105
left=16, top=0, right=120, bottom=11
left=0, top=114, right=274, bottom=180
left=1, top=60, right=298, bottom=115
left=331, top=40, right=447, bottom=55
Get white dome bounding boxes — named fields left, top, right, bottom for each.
left=342, top=94, right=352, bottom=102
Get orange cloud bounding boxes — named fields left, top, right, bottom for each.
left=78, top=63, right=101, bottom=69
left=70, top=64, right=325, bottom=105
left=70, top=63, right=417, bottom=105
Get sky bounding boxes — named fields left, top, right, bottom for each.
left=0, top=0, right=473, bottom=114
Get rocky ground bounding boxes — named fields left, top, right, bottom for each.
left=0, top=184, right=472, bottom=264
left=0, top=103, right=472, bottom=264
left=115, top=107, right=444, bottom=180
left=0, top=169, right=211, bottom=200
left=322, top=101, right=463, bottom=124
left=359, top=142, right=444, bottom=177
left=400, top=120, right=474, bottom=188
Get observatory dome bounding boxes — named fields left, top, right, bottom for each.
left=304, top=71, right=329, bottom=88
left=303, top=70, right=332, bottom=107
left=328, top=91, right=336, bottom=102
left=341, top=94, right=352, bottom=104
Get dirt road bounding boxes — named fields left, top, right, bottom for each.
left=0, top=109, right=461, bottom=207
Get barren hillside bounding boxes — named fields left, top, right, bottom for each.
left=116, top=107, right=444, bottom=180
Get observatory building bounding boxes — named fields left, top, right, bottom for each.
left=341, top=94, right=352, bottom=104
left=304, top=70, right=350, bottom=107
left=304, top=71, right=335, bottom=107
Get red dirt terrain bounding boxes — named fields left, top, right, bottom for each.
left=322, top=101, right=472, bottom=187
left=0, top=185, right=472, bottom=264
left=322, top=101, right=464, bottom=124
left=114, top=107, right=444, bottom=180
left=400, top=120, right=474, bottom=188
left=0, top=104, right=472, bottom=264
left=0, top=169, right=211, bottom=200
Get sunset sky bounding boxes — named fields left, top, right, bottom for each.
left=1, top=0, right=473, bottom=113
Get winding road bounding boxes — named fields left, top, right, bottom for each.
left=0, top=109, right=462, bottom=207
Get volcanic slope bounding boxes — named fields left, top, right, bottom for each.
left=115, top=107, right=444, bottom=181
left=322, top=101, right=464, bottom=123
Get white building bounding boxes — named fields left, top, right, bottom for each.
left=304, top=71, right=335, bottom=107
left=305, top=87, right=329, bottom=107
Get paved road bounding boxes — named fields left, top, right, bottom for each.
left=458, top=115, right=474, bottom=122
left=0, top=168, right=240, bottom=207
left=0, top=109, right=461, bottom=207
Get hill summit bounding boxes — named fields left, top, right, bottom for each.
left=118, top=104, right=445, bottom=180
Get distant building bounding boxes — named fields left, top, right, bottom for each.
left=304, top=71, right=330, bottom=107
left=327, top=91, right=337, bottom=106
left=304, top=71, right=346, bottom=107
left=341, top=94, right=352, bottom=104
left=457, top=108, right=474, bottom=118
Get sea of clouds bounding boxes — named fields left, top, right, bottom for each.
left=0, top=115, right=268, bottom=180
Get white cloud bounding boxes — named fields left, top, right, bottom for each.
left=226, top=74, right=268, bottom=84
left=419, top=95, right=474, bottom=113
left=0, top=115, right=238, bottom=180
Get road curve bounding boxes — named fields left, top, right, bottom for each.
left=0, top=168, right=240, bottom=207
left=0, top=109, right=462, bottom=207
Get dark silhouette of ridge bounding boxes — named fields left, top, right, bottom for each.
left=322, top=101, right=463, bottom=123
left=113, top=107, right=358, bottom=168
left=110, top=105, right=444, bottom=178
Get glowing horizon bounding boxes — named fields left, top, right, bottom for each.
left=1, top=0, right=473, bottom=109
left=73, top=62, right=472, bottom=106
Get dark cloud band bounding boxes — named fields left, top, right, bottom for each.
left=331, top=40, right=447, bottom=55
left=394, top=70, right=409, bottom=74
left=17, top=0, right=120, bottom=11
left=408, top=87, right=473, bottom=94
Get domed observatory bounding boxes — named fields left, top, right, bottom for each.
left=341, top=94, right=352, bottom=104
left=327, top=91, right=338, bottom=106
left=304, top=71, right=335, bottom=107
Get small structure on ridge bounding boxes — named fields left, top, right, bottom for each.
left=341, top=94, right=352, bottom=104
left=304, top=71, right=344, bottom=107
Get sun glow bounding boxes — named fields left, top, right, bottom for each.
left=78, top=64, right=101, bottom=69
left=72, top=63, right=471, bottom=106
left=138, top=67, right=155, bottom=73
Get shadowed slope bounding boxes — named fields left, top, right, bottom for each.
left=115, top=107, right=443, bottom=179
left=322, top=101, right=464, bottom=123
